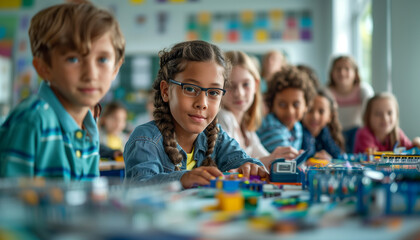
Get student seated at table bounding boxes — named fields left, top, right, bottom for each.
left=354, top=92, right=420, bottom=153
left=124, top=40, right=267, bottom=189
left=0, top=2, right=125, bottom=180
left=301, top=89, right=345, bottom=160
left=219, top=51, right=303, bottom=170
left=257, top=65, right=316, bottom=154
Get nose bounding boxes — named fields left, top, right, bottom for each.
left=193, top=90, right=208, bottom=110
left=233, top=86, right=244, bottom=97
left=82, top=59, right=98, bottom=81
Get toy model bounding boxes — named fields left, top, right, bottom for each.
left=269, top=151, right=309, bottom=185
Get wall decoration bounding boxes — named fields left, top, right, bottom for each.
left=187, top=9, right=313, bottom=43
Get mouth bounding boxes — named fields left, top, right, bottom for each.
left=189, top=114, right=206, bottom=122
left=79, top=88, right=98, bottom=94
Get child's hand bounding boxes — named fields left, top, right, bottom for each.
left=412, top=137, right=420, bottom=148
left=235, top=162, right=268, bottom=179
left=270, top=146, right=300, bottom=160
left=180, top=166, right=223, bottom=189
left=314, top=150, right=332, bottom=160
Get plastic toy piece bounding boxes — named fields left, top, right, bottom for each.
left=269, top=151, right=309, bottom=184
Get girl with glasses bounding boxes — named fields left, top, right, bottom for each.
left=124, top=40, right=267, bottom=188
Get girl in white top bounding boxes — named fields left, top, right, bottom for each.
left=219, top=51, right=301, bottom=169
left=326, top=55, right=374, bottom=152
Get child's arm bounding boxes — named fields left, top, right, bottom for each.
left=259, top=146, right=300, bottom=169
left=180, top=166, right=223, bottom=189
left=0, top=117, right=39, bottom=177
left=353, top=127, right=377, bottom=153
left=214, top=127, right=264, bottom=172
left=124, top=138, right=188, bottom=185
left=412, top=137, right=420, bottom=148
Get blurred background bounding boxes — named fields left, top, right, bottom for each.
left=0, top=0, right=419, bottom=138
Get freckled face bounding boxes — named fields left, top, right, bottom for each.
left=272, top=88, right=307, bottom=130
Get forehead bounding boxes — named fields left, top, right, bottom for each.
left=334, top=59, right=353, bottom=68
left=275, top=88, right=305, bottom=101
left=231, top=66, right=254, bottom=82
left=313, top=95, right=330, bottom=107
left=372, top=98, right=395, bottom=110
left=176, top=61, right=225, bottom=86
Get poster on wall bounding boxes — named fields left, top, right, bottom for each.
left=186, top=9, right=312, bottom=43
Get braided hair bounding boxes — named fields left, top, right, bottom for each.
left=152, top=40, right=230, bottom=171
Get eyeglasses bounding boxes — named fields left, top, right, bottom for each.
left=169, top=79, right=226, bottom=100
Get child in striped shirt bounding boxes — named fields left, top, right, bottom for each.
left=0, top=2, right=125, bottom=180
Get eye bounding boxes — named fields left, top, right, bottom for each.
left=66, top=56, right=79, bottom=63
left=278, top=102, right=287, bottom=108
left=208, top=89, right=222, bottom=97
left=293, top=102, right=301, bottom=108
left=98, top=57, right=109, bottom=63
left=183, top=85, right=198, bottom=94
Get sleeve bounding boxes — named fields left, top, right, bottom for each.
left=398, top=128, right=413, bottom=149
left=257, top=121, right=290, bottom=153
left=124, top=137, right=186, bottom=185
left=353, top=127, right=377, bottom=153
left=0, top=118, right=39, bottom=177
left=319, top=128, right=342, bottom=158
left=249, top=132, right=269, bottom=159
left=214, top=128, right=263, bottom=172
left=301, top=127, right=316, bottom=157
left=217, top=110, right=234, bottom=136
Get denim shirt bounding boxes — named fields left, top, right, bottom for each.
left=302, top=126, right=342, bottom=159
left=124, top=121, right=262, bottom=185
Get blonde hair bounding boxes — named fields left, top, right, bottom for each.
left=224, top=51, right=263, bottom=132
left=363, top=92, right=400, bottom=148
left=29, top=2, right=125, bottom=66
left=153, top=40, right=230, bottom=171
left=327, top=55, right=360, bottom=88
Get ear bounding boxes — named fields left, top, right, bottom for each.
left=160, top=80, right=169, bottom=102
left=112, top=58, right=124, bottom=79
left=33, top=57, right=51, bottom=81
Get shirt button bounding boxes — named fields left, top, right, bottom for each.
left=76, top=131, right=83, bottom=139
left=76, top=150, right=81, bottom=158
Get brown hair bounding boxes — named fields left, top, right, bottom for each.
left=29, top=1, right=125, bottom=66
left=327, top=55, right=360, bottom=88
left=316, top=89, right=345, bottom=150
left=99, top=101, right=127, bottom=128
left=264, top=65, right=316, bottom=112
left=153, top=40, right=230, bottom=171
left=224, top=51, right=262, bottom=132
left=363, top=92, right=400, bottom=148
left=297, top=64, right=321, bottom=90
left=261, top=50, right=287, bottom=80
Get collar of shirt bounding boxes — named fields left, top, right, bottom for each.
left=37, top=81, right=98, bottom=141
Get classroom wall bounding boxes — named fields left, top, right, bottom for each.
left=371, top=0, right=420, bottom=139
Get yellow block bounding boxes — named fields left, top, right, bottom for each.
left=217, top=192, right=244, bottom=212
left=0, top=0, right=21, bottom=8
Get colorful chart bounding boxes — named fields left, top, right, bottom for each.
left=186, top=9, right=313, bottom=43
